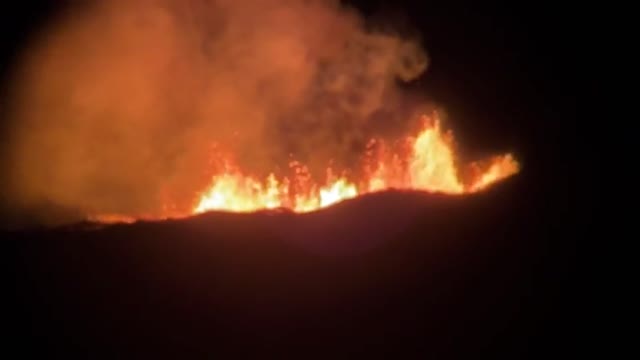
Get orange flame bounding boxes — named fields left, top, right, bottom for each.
left=88, top=114, right=519, bottom=223
left=193, top=114, right=519, bottom=215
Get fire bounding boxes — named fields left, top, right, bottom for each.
left=192, top=114, right=519, bottom=215
left=87, top=114, right=519, bottom=223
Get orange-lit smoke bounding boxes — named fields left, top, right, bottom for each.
left=0, top=0, right=517, bottom=225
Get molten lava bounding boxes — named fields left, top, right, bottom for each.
left=192, top=115, right=519, bottom=215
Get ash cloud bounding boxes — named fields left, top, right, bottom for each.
left=1, top=0, right=429, bottom=225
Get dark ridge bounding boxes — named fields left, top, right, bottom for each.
left=1, top=174, right=577, bottom=358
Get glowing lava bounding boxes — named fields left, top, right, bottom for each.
left=193, top=115, right=519, bottom=214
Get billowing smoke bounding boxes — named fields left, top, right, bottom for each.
left=1, top=0, right=429, bottom=225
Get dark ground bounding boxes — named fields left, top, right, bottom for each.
left=1, top=0, right=591, bottom=358
left=2, top=175, right=579, bottom=358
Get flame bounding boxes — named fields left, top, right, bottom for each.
left=87, top=114, right=519, bottom=223
left=192, top=114, right=519, bottom=215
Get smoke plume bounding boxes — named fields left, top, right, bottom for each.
left=1, top=0, right=429, bottom=225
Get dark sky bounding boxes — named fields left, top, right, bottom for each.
left=0, top=0, right=591, bottom=222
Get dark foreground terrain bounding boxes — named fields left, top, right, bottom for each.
left=2, top=175, right=577, bottom=358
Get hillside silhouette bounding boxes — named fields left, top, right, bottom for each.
left=2, top=174, right=577, bottom=358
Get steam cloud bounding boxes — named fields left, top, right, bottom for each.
left=1, top=0, right=430, bottom=225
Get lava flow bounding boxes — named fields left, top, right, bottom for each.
left=192, top=114, right=519, bottom=215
